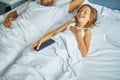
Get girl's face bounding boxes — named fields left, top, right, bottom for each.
left=76, top=6, right=91, bottom=27
left=41, top=0, right=55, bottom=6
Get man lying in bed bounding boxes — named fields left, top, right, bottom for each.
left=4, top=0, right=84, bottom=35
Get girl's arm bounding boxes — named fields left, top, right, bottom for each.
left=83, top=29, right=92, bottom=52
left=70, top=27, right=91, bottom=57
left=32, top=21, right=72, bottom=50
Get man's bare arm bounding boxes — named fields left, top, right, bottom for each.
left=69, top=0, right=84, bottom=13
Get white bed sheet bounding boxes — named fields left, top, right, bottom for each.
left=0, top=0, right=120, bottom=80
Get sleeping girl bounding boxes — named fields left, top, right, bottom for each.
left=33, top=4, right=97, bottom=57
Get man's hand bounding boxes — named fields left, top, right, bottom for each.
left=4, top=10, right=18, bottom=28
left=4, top=17, right=16, bottom=28
left=69, top=0, right=84, bottom=13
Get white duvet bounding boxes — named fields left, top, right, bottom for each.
left=0, top=19, right=41, bottom=77
left=0, top=26, right=83, bottom=80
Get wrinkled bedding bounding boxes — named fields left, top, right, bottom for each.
left=0, top=30, right=83, bottom=80
left=0, top=0, right=120, bottom=80
left=0, top=19, right=41, bottom=76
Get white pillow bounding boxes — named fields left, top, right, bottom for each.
left=83, top=0, right=104, bottom=14
left=91, top=13, right=120, bottom=47
left=101, top=7, right=120, bottom=18
left=106, top=18, right=120, bottom=47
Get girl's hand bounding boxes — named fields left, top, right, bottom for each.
left=70, top=27, right=82, bottom=36
left=32, top=39, right=44, bottom=51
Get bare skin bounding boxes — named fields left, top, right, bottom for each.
left=4, top=11, right=18, bottom=28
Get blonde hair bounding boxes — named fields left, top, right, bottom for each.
left=76, top=4, right=97, bottom=28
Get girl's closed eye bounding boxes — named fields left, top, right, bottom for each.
left=79, top=10, right=83, bottom=12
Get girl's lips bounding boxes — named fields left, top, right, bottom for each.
left=79, top=15, right=84, bottom=18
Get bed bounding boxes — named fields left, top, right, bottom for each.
left=0, top=0, right=120, bottom=80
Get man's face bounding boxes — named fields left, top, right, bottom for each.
left=41, top=0, right=55, bottom=6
